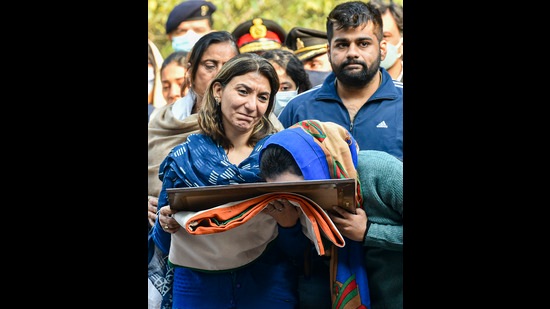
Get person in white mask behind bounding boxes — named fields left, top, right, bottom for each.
left=165, top=0, right=217, bottom=53
left=372, top=0, right=403, bottom=82
left=261, top=49, right=312, bottom=117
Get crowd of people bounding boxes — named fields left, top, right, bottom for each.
left=148, top=1, right=403, bottom=308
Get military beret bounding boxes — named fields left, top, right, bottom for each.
left=231, top=18, right=287, bottom=54
left=165, top=0, right=217, bottom=34
left=285, top=27, right=328, bottom=61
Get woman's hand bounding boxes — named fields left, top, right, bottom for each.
left=329, top=206, right=368, bottom=242
left=159, top=205, right=180, bottom=233
left=263, top=199, right=300, bottom=228
left=148, top=196, right=158, bottom=227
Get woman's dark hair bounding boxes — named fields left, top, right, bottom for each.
left=160, top=51, right=188, bottom=74
left=261, top=49, right=312, bottom=94
left=182, top=31, right=239, bottom=91
left=259, top=144, right=303, bottom=180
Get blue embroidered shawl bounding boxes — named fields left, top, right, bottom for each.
left=157, top=133, right=268, bottom=207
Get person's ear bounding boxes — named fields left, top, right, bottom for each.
left=212, top=81, right=222, bottom=99
left=398, top=37, right=403, bottom=57
left=379, top=40, right=388, bottom=61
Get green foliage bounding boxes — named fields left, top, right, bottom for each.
left=148, top=0, right=403, bottom=58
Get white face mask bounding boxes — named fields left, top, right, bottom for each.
left=380, top=37, right=403, bottom=69
left=171, top=30, right=202, bottom=52
left=273, top=90, right=298, bottom=116
left=148, top=67, right=155, bottom=95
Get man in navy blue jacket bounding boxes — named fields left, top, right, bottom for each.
left=278, top=1, right=403, bottom=160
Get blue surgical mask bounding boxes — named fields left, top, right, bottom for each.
left=171, top=30, right=202, bottom=52
left=380, top=37, right=402, bottom=69
left=273, top=90, right=298, bottom=116
left=306, top=70, right=331, bottom=87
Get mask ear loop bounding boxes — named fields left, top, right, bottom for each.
left=396, top=37, right=403, bottom=58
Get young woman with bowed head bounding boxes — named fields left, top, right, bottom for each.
left=159, top=51, right=188, bottom=105
left=149, top=53, right=310, bottom=309
left=259, top=120, right=403, bottom=309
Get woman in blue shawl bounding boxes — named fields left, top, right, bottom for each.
left=259, top=120, right=403, bottom=309
left=149, top=53, right=310, bottom=309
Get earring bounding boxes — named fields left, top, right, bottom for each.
left=215, top=97, right=220, bottom=105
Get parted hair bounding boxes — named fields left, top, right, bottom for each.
left=326, top=1, right=384, bottom=43
left=161, top=51, right=188, bottom=73
left=198, top=53, right=279, bottom=149
left=259, top=144, right=303, bottom=180
left=182, top=31, right=239, bottom=94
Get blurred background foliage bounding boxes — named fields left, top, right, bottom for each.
left=149, top=0, right=403, bottom=58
